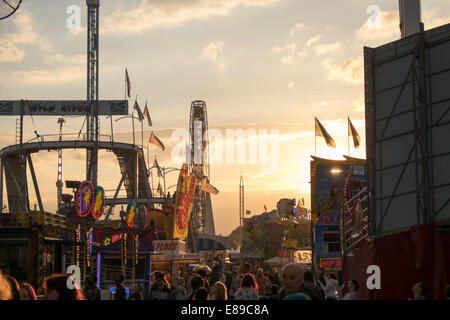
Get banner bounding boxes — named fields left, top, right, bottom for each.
left=173, top=165, right=197, bottom=240
left=0, top=100, right=128, bottom=116
left=148, top=208, right=173, bottom=240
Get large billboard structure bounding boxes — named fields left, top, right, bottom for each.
left=310, top=156, right=366, bottom=271
left=365, top=23, right=450, bottom=237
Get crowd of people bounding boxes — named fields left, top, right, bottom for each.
left=1, top=263, right=449, bottom=300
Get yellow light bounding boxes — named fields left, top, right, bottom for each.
left=331, top=169, right=342, bottom=174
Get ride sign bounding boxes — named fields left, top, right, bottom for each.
left=174, top=173, right=197, bottom=240
left=91, top=186, right=105, bottom=219
left=126, top=201, right=137, bottom=228
left=75, top=180, right=94, bottom=217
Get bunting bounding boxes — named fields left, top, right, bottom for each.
left=149, top=132, right=165, bottom=151
left=134, top=98, right=144, bottom=121
left=200, top=179, right=219, bottom=195
left=143, top=101, right=152, bottom=127
left=153, top=157, right=163, bottom=178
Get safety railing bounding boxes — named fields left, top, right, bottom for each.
left=25, top=132, right=113, bottom=144
left=340, top=187, right=369, bottom=255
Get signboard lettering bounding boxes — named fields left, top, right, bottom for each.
left=0, top=100, right=128, bottom=116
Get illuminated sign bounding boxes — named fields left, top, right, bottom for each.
left=320, top=258, right=342, bottom=269
left=111, top=234, right=122, bottom=244
left=321, top=215, right=339, bottom=225
left=153, top=240, right=186, bottom=255
left=91, top=186, right=105, bottom=220
left=151, top=253, right=201, bottom=262
left=278, top=250, right=289, bottom=257
left=173, top=166, right=197, bottom=240
left=75, top=180, right=94, bottom=217
left=295, top=250, right=312, bottom=264
left=126, top=201, right=137, bottom=228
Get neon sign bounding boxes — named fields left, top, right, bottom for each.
left=91, top=186, right=105, bottom=220
left=126, top=201, right=137, bottom=228
left=75, top=180, right=94, bottom=217
left=321, top=215, right=339, bottom=225
left=320, top=259, right=342, bottom=269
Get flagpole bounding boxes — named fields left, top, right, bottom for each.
left=163, top=166, right=166, bottom=197
left=110, top=113, right=114, bottom=143
left=147, top=142, right=149, bottom=169
left=132, top=111, right=135, bottom=146
left=314, top=117, right=317, bottom=157
left=315, top=133, right=317, bottom=157
left=141, top=120, right=144, bottom=150
left=132, top=95, right=137, bottom=145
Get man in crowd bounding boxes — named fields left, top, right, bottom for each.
left=113, top=274, right=126, bottom=300
left=268, top=267, right=281, bottom=287
left=277, top=263, right=310, bottom=300
left=301, top=271, right=324, bottom=300
left=186, top=274, right=205, bottom=300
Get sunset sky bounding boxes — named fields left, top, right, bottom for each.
left=1, top=0, right=450, bottom=235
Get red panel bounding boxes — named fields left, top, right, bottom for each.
left=343, top=224, right=450, bottom=300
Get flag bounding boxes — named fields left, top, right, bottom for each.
left=264, top=204, right=267, bottom=212
left=143, top=101, right=152, bottom=127
left=149, top=132, right=165, bottom=151
left=125, top=68, right=131, bottom=98
left=134, top=98, right=144, bottom=121
left=348, top=117, right=361, bottom=149
left=153, top=157, right=163, bottom=177
left=157, top=182, right=164, bottom=197
left=200, top=179, right=219, bottom=195
left=315, top=117, right=336, bottom=148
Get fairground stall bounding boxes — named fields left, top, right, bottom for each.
left=0, top=211, right=71, bottom=294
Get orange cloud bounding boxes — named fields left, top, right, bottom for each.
left=322, top=57, right=363, bottom=85
left=0, top=39, right=25, bottom=63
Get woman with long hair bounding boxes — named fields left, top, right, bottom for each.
left=43, top=274, right=86, bottom=300
left=234, top=273, right=259, bottom=300
left=209, top=281, right=228, bottom=300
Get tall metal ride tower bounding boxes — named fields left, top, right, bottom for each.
left=86, top=0, right=100, bottom=187
left=188, top=100, right=215, bottom=237
left=239, top=176, right=244, bottom=229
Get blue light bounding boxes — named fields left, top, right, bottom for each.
left=108, top=286, right=130, bottom=298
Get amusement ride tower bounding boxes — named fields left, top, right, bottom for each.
left=188, top=101, right=215, bottom=241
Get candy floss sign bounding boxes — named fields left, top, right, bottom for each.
left=153, top=240, right=186, bottom=255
